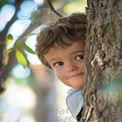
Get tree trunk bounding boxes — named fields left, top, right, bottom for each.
left=80, top=0, right=122, bottom=122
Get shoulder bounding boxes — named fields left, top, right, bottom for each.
left=66, top=88, right=83, bottom=119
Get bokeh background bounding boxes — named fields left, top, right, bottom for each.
left=0, top=0, right=87, bottom=122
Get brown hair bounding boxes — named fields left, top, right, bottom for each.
left=36, top=13, right=86, bottom=68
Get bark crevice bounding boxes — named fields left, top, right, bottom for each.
left=80, top=0, right=122, bottom=121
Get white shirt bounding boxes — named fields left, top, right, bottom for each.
left=66, top=88, right=83, bottom=119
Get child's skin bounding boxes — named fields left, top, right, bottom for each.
left=44, top=39, right=85, bottom=88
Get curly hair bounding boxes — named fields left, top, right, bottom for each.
left=36, top=13, right=86, bottom=68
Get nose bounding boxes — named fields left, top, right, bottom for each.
left=65, top=61, right=78, bottom=72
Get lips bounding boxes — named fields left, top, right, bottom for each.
left=70, top=72, right=84, bottom=78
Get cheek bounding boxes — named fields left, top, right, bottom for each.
left=53, top=68, right=65, bottom=81
left=78, top=60, right=84, bottom=68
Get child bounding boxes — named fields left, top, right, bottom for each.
left=36, top=13, right=86, bottom=121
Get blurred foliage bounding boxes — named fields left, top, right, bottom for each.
left=103, top=74, right=122, bottom=93
left=0, top=0, right=8, bottom=7
left=110, top=74, right=122, bottom=93
left=15, top=49, right=27, bottom=68
left=101, top=74, right=122, bottom=102
left=2, top=34, right=13, bottom=66
left=1, top=33, right=36, bottom=68
left=0, top=1, right=86, bottom=122
left=5, top=34, right=13, bottom=45
left=0, top=0, right=87, bottom=69
left=63, top=0, right=87, bottom=15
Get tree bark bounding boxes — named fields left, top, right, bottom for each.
left=80, top=0, right=122, bottom=122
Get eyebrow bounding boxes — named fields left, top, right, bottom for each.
left=48, top=58, right=60, bottom=63
left=71, top=50, right=84, bottom=54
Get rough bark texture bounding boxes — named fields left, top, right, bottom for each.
left=80, top=0, right=122, bottom=122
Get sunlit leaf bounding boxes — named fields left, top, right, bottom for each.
left=24, top=42, right=35, bottom=54
left=5, top=34, right=13, bottom=45
left=15, top=50, right=27, bottom=68
left=63, top=0, right=87, bottom=15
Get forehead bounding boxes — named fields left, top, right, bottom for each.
left=44, top=40, right=85, bottom=60
left=54, top=38, right=84, bottom=48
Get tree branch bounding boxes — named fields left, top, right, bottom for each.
left=0, top=0, right=48, bottom=93
left=47, top=0, right=63, bottom=17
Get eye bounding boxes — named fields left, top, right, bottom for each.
left=53, top=62, right=64, bottom=67
left=76, top=55, right=84, bottom=60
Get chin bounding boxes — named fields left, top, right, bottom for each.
left=72, top=81, right=84, bottom=89
left=71, top=84, right=84, bottom=89
left=74, top=86, right=83, bottom=89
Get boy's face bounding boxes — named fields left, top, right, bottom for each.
left=44, top=40, right=85, bottom=89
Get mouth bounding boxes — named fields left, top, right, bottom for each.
left=70, top=72, right=84, bottom=78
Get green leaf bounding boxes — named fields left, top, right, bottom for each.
left=15, top=50, right=27, bottom=68
left=63, top=0, right=87, bottom=15
left=24, top=42, right=35, bottom=54
left=7, top=34, right=13, bottom=40
left=5, top=34, right=13, bottom=45
left=14, top=40, right=21, bottom=49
